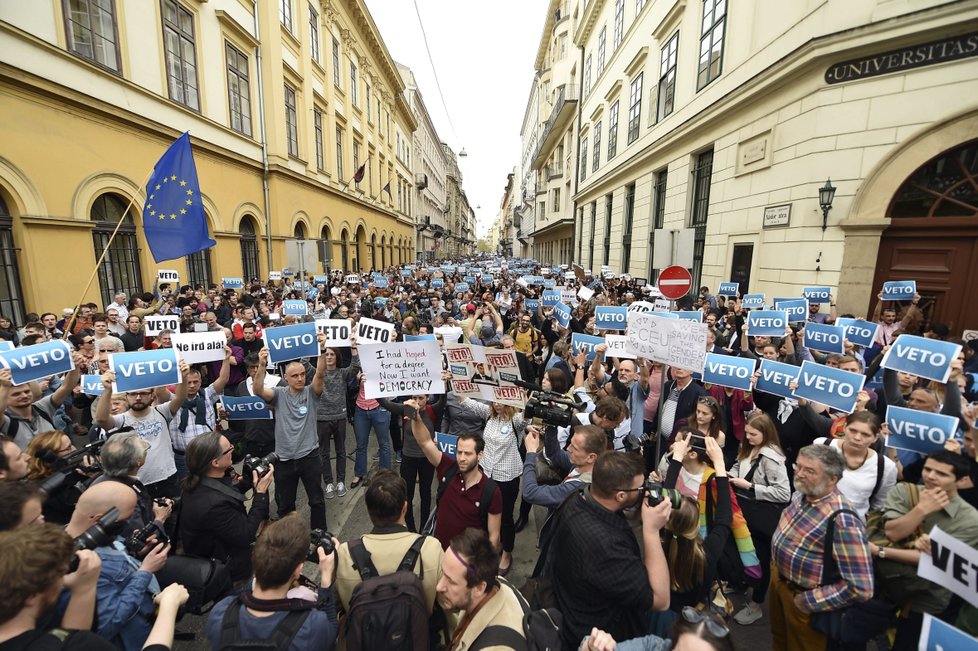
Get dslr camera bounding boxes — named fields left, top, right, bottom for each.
left=125, top=520, right=169, bottom=554
left=307, top=528, right=336, bottom=562
left=70, top=506, right=122, bottom=571
left=235, top=452, right=278, bottom=492
left=643, top=480, right=683, bottom=509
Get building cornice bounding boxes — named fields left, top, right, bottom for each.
left=534, top=0, right=561, bottom=70
left=575, top=0, right=607, bottom=47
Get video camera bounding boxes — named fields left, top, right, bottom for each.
left=524, top=389, right=584, bottom=428
left=69, top=506, right=121, bottom=571
left=38, top=439, right=106, bottom=496
left=307, top=528, right=336, bottom=562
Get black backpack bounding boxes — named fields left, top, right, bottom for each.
left=6, top=405, right=55, bottom=441
left=217, top=597, right=312, bottom=651
left=345, top=535, right=429, bottom=651
left=468, top=576, right=562, bottom=651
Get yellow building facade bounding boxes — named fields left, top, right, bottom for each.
left=0, top=0, right=416, bottom=320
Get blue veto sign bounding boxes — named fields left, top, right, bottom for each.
left=742, top=294, right=765, bottom=309
left=672, top=311, right=702, bottom=323
left=0, top=339, right=75, bottom=386
left=374, top=277, right=389, bottom=289
left=881, top=334, right=962, bottom=383
left=109, top=348, right=181, bottom=392
left=885, top=406, right=959, bottom=455
left=553, top=302, right=571, bottom=328
left=774, top=298, right=808, bottom=323
left=313, top=275, right=328, bottom=284
left=431, top=277, right=444, bottom=288
left=920, top=614, right=978, bottom=651
left=223, top=394, right=273, bottom=420
left=80, top=374, right=104, bottom=396
left=541, top=290, right=561, bottom=308
left=792, top=360, right=865, bottom=413
left=401, top=268, right=412, bottom=278
left=264, top=322, right=320, bottom=364
left=595, top=306, right=628, bottom=331
left=747, top=310, right=787, bottom=337
left=455, top=282, right=470, bottom=292
left=717, top=282, right=739, bottom=297
left=803, top=322, right=845, bottom=354
left=525, top=299, right=540, bottom=312
left=543, top=279, right=556, bottom=289
left=882, top=280, right=916, bottom=301
left=481, top=274, right=493, bottom=284
left=836, top=318, right=879, bottom=348
left=436, top=431, right=458, bottom=458
left=282, top=300, right=307, bottom=316
left=756, top=359, right=799, bottom=398
left=404, top=334, right=436, bottom=341
left=222, top=277, right=243, bottom=289
left=571, top=333, right=604, bottom=361
left=802, top=286, right=832, bottom=303
left=702, top=353, right=756, bottom=391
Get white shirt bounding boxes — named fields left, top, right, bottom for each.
left=168, top=385, right=219, bottom=451
left=110, top=301, right=129, bottom=321
left=466, top=401, right=526, bottom=482
left=814, top=437, right=898, bottom=519
left=111, top=404, right=177, bottom=485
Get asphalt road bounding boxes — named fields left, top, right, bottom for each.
left=174, top=423, right=776, bottom=650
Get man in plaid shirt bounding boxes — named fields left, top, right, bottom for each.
left=771, top=444, right=874, bottom=651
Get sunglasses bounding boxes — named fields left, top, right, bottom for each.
left=681, top=606, right=729, bottom=638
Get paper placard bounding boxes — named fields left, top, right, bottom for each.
left=436, top=432, right=458, bottom=458
left=525, top=299, right=540, bottom=312
left=885, top=405, right=960, bottom=455
left=80, top=374, right=105, bottom=396
left=404, top=334, right=436, bottom=341
left=803, top=322, right=846, bottom=354
left=223, top=394, right=273, bottom=420
left=571, top=333, right=605, bottom=362
left=756, top=359, right=800, bottom=398
left=157, top=270, right=179, bottom=283
left=919, top=614, right=978, bottom=651
left=702, top=353, right=756, bottom=391
left=802, top=286, right=832, bottom=303
left=541, top=290, right=561, bottom=308
left=881, top=334, right=962, bottom=384
left=374, top=277, right=389, bottom=289
left=717, top=282, right=739, bottom=297
left=456, top=282, right=470, bottom=292
left=268, top=271, right=282, bottom=281
left=360, top=341, right=445, bottom=398
left=222, top=277, right=243, bottom=289
left=627, top=300, right=655, bottom=313
left=742, top=294, right=765, bottom=309
left=553, top=302, right=571, bottom=329
left=882, top=280, right=916, bottom=301
left=263, top=322, right=319, bottom=364
left=918, top=526, right=978, bottom=608
left=672, top=311, right=702, bottom=323
left=625, top=312, right=708, bottom=373
left=344, top=274, right=359, bottom=285
left=0, top=340, right=75, bottom=386
left=171, top=331, right=227, bottom=365
left=747, top=310, right=787, bottom=337
left=604, top=334, right=636, bottom=360
left=282, top=300, right=308, bottom=316
left=836, top=318, right=879, bottom=348
left=109, top=348, right=182, bottom=392
left=144, top=315, right=180, bottom=338
left=313, top=275, right=328, bottom=284
left=356, top=317, right=395, bottom=344
left=560, top=289, right=577, bottom=305
left=578, top=285, right=595, bottom=302
left=774, top=298, right=809, bottom=323
left=792, top=360, right=865, bottom=413
left=595, top=306, right=628, bottom=331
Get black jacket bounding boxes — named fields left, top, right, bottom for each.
left=179, top=476, right=269, bottom=582
left=656, top=379, right=709, bottom=443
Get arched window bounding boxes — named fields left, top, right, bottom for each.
left=340, top=228, right=349, bottom=272
left=319, top=224, right=332, bottom=270
left=370, top=233, right=377, bottom=271
left=889, top=140, right=978, bottom=218
left=294, top=222, right=307, bottom=239
left=240, top=215, right=260, bottom=281
left=380, top=234, right=387, bottom=269
left=91, top=193, right=143, bottom=308
left=0, top=196, right=25, bottom=325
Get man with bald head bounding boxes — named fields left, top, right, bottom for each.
left=66, top=481, right=170, bottom=651
left=252, top=333, right=330, bottom=529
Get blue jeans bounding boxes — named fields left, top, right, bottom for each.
left=353, top=406, right=392, bottom=477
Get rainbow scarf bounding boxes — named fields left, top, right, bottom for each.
left=697, top=467, right=762, bottom=580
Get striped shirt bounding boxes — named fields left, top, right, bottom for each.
left=772, top=489, right=874, bottom=612
left=464, top=400, right=526, bottom=482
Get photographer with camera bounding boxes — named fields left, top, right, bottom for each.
left=26, top=431, right=99, bottom=524
left=206, top=513, right=338, bottom=651
left=522, top=423, right=604, bottom=509
left=0, top=434, right=30, bottom=481
left=556, top=396, right=628, bottom=451
left=64, top=481, right=170, bottom=650
left=179, top=431, right=272, bottom=585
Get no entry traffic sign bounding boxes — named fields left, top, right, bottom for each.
left=657, top=265, right=693, bottom=300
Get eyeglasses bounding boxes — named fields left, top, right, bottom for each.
left=615, top=485, right=646, bottom=493
left=681, top=606, right=729, bottom=638
left=220, top=446, right=234, bottom=457
left=82, top=339, right=95, bottom=344
left=792, top=463, right=820, bottom=477
left=127, top=391, right=153, bottom=398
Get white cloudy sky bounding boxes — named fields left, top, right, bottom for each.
left=363, top=0, right=548, bottom=238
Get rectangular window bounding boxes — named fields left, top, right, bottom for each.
left=559, top=33, right=568, bottom=60
left=580, top=137, right=588, bottom=182
left=313, top=108, right=324, bottom=170
left=622, top=183, right=635, bottom=272
left=284, top=84, right=299, bottom=157
left=613, top=0, right=624, bottom=50
left=583, top=53, right=592, bottom=96
left=335, top=126, right=344, bottom=180
left=604, top=193, right=613, bottom=266
left=64, top=0, right=121, bottom=71
left=592, top=121, right=602, bottom=172
left=690, top=149, right=714, bottom=289
left=386, top=111, right=391, bottom=143
left=577, top=206, right=584, bottom=261
left=185, top=249, right=212, bottom=288
left=366, top=84, right=372, bottom=121
left=589, top=201, right=597, bottom=269
left=350, top=59, right=358, bottom=106
left=657, top=32, right=679, bottom=121
left=607, top=101, right=619, bottom=159
left=627, top=73, right=643, bottom=144
left=649, top=168, right=667, bottom=282
left=637, top=0, right=648, bottom=12
left=225, top=42, right=252, bottom=136
left=698, top=0, right=727, bottom=89
left=280, top=0, right=292, bottom=32
left=353, top=141, right=360, bottom=171
left=332, top=37, right=341, bottom=87
left=308, top=4, right=320, bottom=63
left=552, top=188, right=560, bottom=212
left=596, top=26, right=607, bottom=77
left=161, top=0, right=199, bottom=110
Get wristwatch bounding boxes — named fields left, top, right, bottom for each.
left=878, top=547, right=887, bottom=559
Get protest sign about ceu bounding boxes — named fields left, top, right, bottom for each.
left=918, top=526, right=978, bottom=609
left=885, top=406, right=959, bottom=455
left=436, top=432, right=458, bottom=458
left=792, top=360, right=865, bottom=413
left=703, top=354, right=756, bottom=392
left=222, top=394, right=273, bottom=420
left=171, top=331, right=227, bottom=365
left=359, top=340, right=445, bottom=399
left=920, top=614, right=978, bottom=651
left=836, top=318, right=879, bottom=348
left=626, top=312, right=707, bottom=374
left=264, top=322, right=319, bottom=364
left=144, top=315, right=180, bottom=338
left=356, top=317, right=395, bottom=344
left=0, top=340, right=75, bottom=386
left=109, top=349, right=181, bottom=392
left=756, top=359, right=799, bottom=398
left=803, top=322, right=845, bottom=354
left=882, top=334, right=962, bottom=384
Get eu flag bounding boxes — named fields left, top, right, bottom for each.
left=142, top=132, right=216, bottom=263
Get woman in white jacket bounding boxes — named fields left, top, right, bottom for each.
left=728, top=411, right=791, bottom=626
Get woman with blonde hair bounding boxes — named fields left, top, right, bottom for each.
left=25, top=430, right=86, bottom=524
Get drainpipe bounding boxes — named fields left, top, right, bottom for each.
left=253, top=0, right=273, bottom=274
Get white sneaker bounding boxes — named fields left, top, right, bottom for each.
left=734, top=603, right=763, bottom=625
left=336, top=481, right=347, bottom=497
left=325, top=483, right=335, bottom=499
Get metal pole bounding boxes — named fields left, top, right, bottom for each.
left=652, top=298, right=673, bottom=464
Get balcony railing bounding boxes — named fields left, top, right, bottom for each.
left=531, top=84, right=579, bottom=168
left=546, top=162, right=563, bottom=180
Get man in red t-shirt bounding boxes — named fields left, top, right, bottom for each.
left=404, top=401, right=501, bottom=550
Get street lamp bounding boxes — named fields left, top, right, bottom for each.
left=819, top=178, right=836, bottom=231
